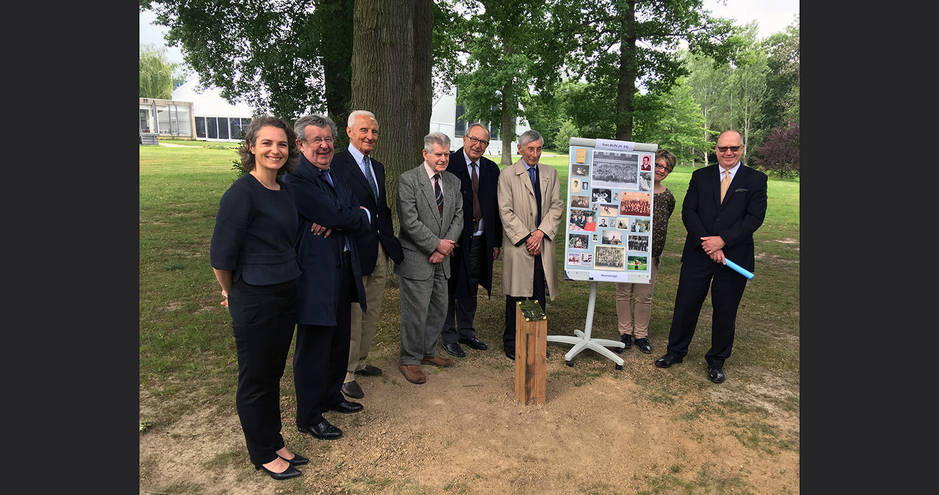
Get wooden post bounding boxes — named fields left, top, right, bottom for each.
left=515, top=300, right=547, bottom=405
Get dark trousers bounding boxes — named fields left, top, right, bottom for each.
left=294, top=252, right=354, bottom=427
left=228, top=278, right=298, bottom=466
left=665, top=257, right=749, bottom=368
left=442, top=235, right=484, bottom=344
left=504, top=254, right=546, bottom=350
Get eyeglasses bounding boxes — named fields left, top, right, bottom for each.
left=717, top=145, right=742, bottom=153
left=465, top=135, right=490, bottom=146
left=654, top=164, right=670, bottom=170
left=431, top=152, right=450, bottom=158
left=307, top=136, right=334, bottom=144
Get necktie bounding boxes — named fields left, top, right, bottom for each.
left=527, top=166, right=538, bottom=192
left=720, top=170, right=732, bottom=203
left=323, top=169, right=334, bottom=188
left=363, top=155, right=379, bottom=201
left=471, top=162, right=481, bottom=232
left=434, top=174, right=444, bottom=217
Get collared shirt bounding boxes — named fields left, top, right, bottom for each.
left=464, top=150, right=484, bottom=236
left=347, top=144, right=377, bottom=191
left=719, top=161, right=741, bottom=183
left=424, top=162, right=445, bottom=194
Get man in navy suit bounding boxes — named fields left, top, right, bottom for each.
left=284, top=114, right=370, bottom=440
left=654, top=130, right=767, bottom=384
left=439, top=123, right=502, bottom=358
left=330, top=110, right=404, bottom=400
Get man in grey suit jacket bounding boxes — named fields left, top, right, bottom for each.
left=395, top=132, right=464, bottom=385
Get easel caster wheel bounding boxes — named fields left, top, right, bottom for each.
left=615, top=364, right=623, bottom=370
left=565, top=360, right=574, bottom=367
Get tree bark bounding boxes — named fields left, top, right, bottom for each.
left=320, top=0, right=354, bottom=151
left=350, top=0, right=433, bottom=229
left=500, top=82, right=514, bottom=165
left=614, top=1, right=637, bottom=141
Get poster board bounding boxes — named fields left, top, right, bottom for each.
left=563, top=137, right=658, bottom=284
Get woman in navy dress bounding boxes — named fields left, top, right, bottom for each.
left=210, top=116, right=306, bottom=480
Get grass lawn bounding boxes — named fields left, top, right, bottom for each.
left=140, top=144, right=799, bottom=493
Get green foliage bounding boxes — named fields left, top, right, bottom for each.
left=139, top=45, right=178, bottom=99
left=633, top=77, right=710, bottom=165
left=759, top=17, right=800, bottom=133
left=554, top=120, right=578, bottom=151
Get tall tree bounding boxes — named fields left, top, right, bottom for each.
left=449, top=0, right=568, bottom=164
left=684, top=50, right=725, bottom=166
left=139, top=45, right=179, bottom=99
left=632, top=76, right=709, bottom=166
left=759, top=17, right=799, bottom=133
left=571, top=0, right=735, bottom=140
left=718, top=24, right=768, bottom=164
left=351, top=0, right=434, bottom=222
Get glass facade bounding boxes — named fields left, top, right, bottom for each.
left=139, top=100, right=195, bottom=138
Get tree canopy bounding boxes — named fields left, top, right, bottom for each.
left=139, top=45, right=179, bottom=99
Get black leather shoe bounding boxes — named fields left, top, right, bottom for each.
left=256, top=463, right=302, bottom=480
left=341, top=380, right=365, bottom=399
left=634, top=338, right=652, bottom=354
left=278, top=453, right=309, bottom=466
left=504, top=348, right=516, bottom=360
left=459, top=336, right=489, bottom=350
left=298, top=419, right=342, bottom=439
left=654, top=353, right=683, bottom=368
left=329, top=400, right=363, bottom=414
left=443, top=342, right=466, bottom=357
left=708, top=366, right=725, bottom=384
left=621, top=334, right=633, bottom=349
left=354, top=364, right=383, bottom=377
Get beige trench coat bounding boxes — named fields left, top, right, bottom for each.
left=497, top=159, right=564, bottom=299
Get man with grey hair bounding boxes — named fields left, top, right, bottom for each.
left=284, top=114, right=371, bottom=440
left=394, top=132, right=464, bottom=384
left=497, top=129, right=563, bottom=360
left=330, top=110, right=404, bottom=400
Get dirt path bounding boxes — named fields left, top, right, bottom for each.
left=140, top=342, right=799, bottom=494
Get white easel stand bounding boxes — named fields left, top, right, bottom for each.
left=546, top=282, right=625, bottom=369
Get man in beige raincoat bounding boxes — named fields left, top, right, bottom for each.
left=497, top=130, right=564, bottom=360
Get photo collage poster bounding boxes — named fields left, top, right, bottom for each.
left=563, top=139, right=656, bottom=284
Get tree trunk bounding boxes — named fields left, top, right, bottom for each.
left=320, top=0, right=354, bottom=151
left=614, top=1, right=637, bottom=141
left=350, top=0, right=433, bottom=229
left=500, top=82, right=514, bottom=165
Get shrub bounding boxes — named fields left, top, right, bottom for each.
left=753, top=121, right=799, bottom=178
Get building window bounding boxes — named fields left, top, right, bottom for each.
left=207, top=117, right=218, bottom=139
left=195, top=117, right=206, bottom=138
left=490, top=123, right=500, bottom=141
left=455, top=104, right=466, bottom=138
left=218, top=117, right=230, bottom=140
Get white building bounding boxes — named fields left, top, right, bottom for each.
left=429, top=88, right=530, bottom=155
left=172, top=79, right=254, bottom=141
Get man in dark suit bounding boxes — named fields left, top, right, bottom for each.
left=284, top=114, right=370, bottom=440
left=395, top=132, right=463, bottom=385
left=330, top=110, right=404, bottom=400
left=439, top=123, right=502, bottom=358
left=654, top=130, right=768, bottom=384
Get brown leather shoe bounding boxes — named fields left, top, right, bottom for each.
left=421, top=355, right=454, bottom=367
left=398, top=364, right=426, bottom=384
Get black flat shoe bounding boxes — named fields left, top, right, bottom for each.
left=634, top=338, right=652, bottom=354
left=443, top=342, right=466, bottom=358
left=458, top=336, right=489, bottom=350
left=504, top=348, right=516, bottom=360
left=298, top=419, right=343, bottom=439
left=354, top=364, right=383, bottom=376
left=328, top=399, right=363, bottom=414
left=654, top=353, right=683, bottom=368
left=708, top=366, right=725, bottom=384
left=278, top=453, right=309, bottom=466
left=255, top=463, right=302, bottom=480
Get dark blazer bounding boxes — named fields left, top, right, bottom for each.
left=283, top=155, right=369, bottom=326
left=680, top=164, right=768, bottom=272
left=331, top=148, right=404, bottom=275
left=446, top=147, right=503, bottom=297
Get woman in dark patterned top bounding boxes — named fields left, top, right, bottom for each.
left=210, top=116, right=307, bottom=480
left=614, top=149, right=677, bottom=354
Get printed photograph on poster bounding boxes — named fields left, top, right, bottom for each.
left=592, top=233, right=599, bottom=242
left=601, top=230, right=623, bottom=245
left=567, top=253, right=580, bottom=264
left=581, top=180, right=589, bottom=190
left=641, top=155, right=652, bottom=171
left=591, top=150, right=638, bottom=189
left=616, top=217, right=630, bottom=229
left=597, top=203, right=619, bottom=217
left=630, top=218, right=650, bottom=233
left=627, top=255, right=648, bottom=271
left=591, top=188, right=612, bottom=203
left=580, top=253, right=593, bottom=266
left=638, top=171, right=652, bottom=192
left=575, top=148, right=587, bottom=163
left=568, top=209, right=596, bottom=232
left=620, top=191, right=651, bottom=216
left=598, top=217, right=609, bottom=228
left=570, top=195, right=590, bottom=208
left=627, top=234, right=649, bottom=251
left=595, top=245, right=626, bottom=270
left=568, top=233, right=589, bottom=249
left=571, top=178, right=582, bottom=193
left=572, top=164, right=589, bottom=176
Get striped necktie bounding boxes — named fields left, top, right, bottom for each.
left=434, top=174, right=443, bottom=217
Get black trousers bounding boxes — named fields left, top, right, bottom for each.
left=665, top=257, right=749, bottom=368
left=503, top=254, right=546, bottom=350
left=228, top=278, right=298, bottom=466
left=294, top=251, right=354, bottom=427
left=442, top=235, right=485, bottom=344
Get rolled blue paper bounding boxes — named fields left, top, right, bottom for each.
left=724, top=258, right=754, bottom=279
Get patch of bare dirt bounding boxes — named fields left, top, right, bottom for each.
left=140, top=346, right=799, bottom=494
